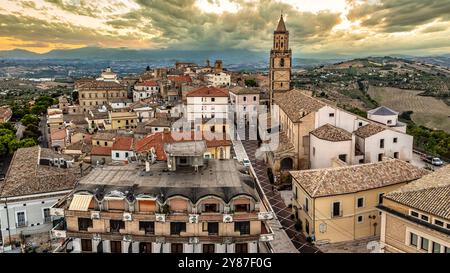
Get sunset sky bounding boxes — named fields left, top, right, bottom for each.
left=0, top=0, right=449, bottom=56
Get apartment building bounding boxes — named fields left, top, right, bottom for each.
left=229, top=87, right=260, bottom=128
left=290, top=159, right=428, bottom=244
left=50, top=142, right=274, bottom=253
left=204, top=72, right=231, bottom=87
left=76, top=68, right=128, bottom=112
left=378, top=165, right=450, bottom=253
left=109, top=111, right=138, bottom=130
left=133, top=80, right=160, bottom=102
left=186, top=86, right=229, bottom=121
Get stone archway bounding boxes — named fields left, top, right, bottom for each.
left=280, top=157, right=294, bottom=171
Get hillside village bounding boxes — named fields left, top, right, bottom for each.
left=0, top=15, right=448, bottom=254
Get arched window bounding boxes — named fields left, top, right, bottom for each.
left=280, top=42, right=284, bottom=48
left=280, top=58, right=285, bottom=67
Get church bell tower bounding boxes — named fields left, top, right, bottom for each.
left=269, top=14, right=292, bottom=102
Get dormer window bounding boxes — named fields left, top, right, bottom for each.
left=203, top=203, right=218, bottom=213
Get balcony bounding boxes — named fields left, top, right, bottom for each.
left=51, top=220, right=67, bottom=239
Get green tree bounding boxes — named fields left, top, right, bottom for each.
left=245, top=79, right=258, bottom=87
left=19, top=138, right=37, bottom=148
left=20, top=114, right=40, bottom=127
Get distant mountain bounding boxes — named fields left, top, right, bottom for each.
left=0, top=49, right=40, bottom=59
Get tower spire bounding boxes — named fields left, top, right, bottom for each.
left=276, top=13, right=286, bottom=32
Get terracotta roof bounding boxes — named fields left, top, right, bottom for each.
left=146, top=117, right=172, bottom=127
left=186, top=86, right=229, bottom=97
left=91, top=146, right=112, bottom=156
left=136, top=80, right=158, bottom=87
left=0, top=106, right=12, bottom=119
left=311, top=124, right=352, bottom=142
left=112, top=136, right=135, bottom=151
left=0, top=146, right=78, bottom=198
left=168, top=75, right=192, bottom=83
left=50, top=128, right=67, bottom=141
left=65, top=140, right=92, bottom=154
left=384, top=165, right=450, bottom=220
left=135, top=131, right=232, bottom=161
left=354, top=123, right=386, bottom=138
left=290, top=159, right=429, bottom=198
left=274, top=89, right=325, bottom=123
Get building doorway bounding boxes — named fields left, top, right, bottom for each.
left=280, top=157, right=293, bottom=171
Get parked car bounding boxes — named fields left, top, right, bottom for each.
left=422, top=156, right=444, bottom=166
left=242, top=158, right=251, bottom=167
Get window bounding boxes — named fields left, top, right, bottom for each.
left=139, top=221, right=155, bottom=234
left=125, top=152, right=129, bottom=158
left=203, top=203, right=218, bottom=213
left=378, top=193, right=384, bottom=205
left=434, top=219, right=444, bottom=227
left=110, top=220, right=125, bottom=232
left=96, top=141, right=100, bottom=145
left=410, top=233, right=418, bottom=247
left=358, top=122, right=363, bottom=127
left=410, top=211, right=419, bottom=218
left=432, top=242, right=441, bottom=253
left=210, top=126, right=215, bottom=132
left=78, top=218, right=93, bottom=231
left=170, top=222, right=186, bottom=235
left=421, top=215, right=429, bottom=222
left=234, top=204, right=250, bottom=212
left=357, top=197, right=364, bottom=208
left=253, top=96, right=257, bottom=101
left=332, top=202, right=341, bottom=217
left=357, top=215, right=363, bottom=223
left=104, top=142, right=107, bottom=146
left=305, top=219, right=310, bottom=234
left=43, top=208, right=51, bottom=223
left=234, top=221, right=250, bottom=235
left=387, top=120, right=392, bottom=124
left=203, top=244, right=215, bottom=253
left=378, top=153, right=383, bottom=162
left=380, top=139, right=385, bottom=148
left=394, top=152, right=399, bottom=159
left=204, top=222, right=219, bottom=235
left=235, top=243, right=248, bottom=253
left=115, top=152, right=119, bottom=158
left=81, top=239, right=92, bottom=252
left=445, top=247, right=450, bottom=253
left=16, top=211, right=26, bottom=227
left=329, top=113, right=335, bottom=117
left=304, top=198, right=309, bottom=212
left=338, top=154, right=347, bottom=163
left=313, top=147, right=315, bottom=156
left=110, top=241, right=122, bottom=253
left=171, top=243, right=183, bottom=253
left=421, top=238, right=429, bottom=251
left=393, top=137, right=398, bottom=143
left=243, top=96, right=247, bottom=102
left=280, top=58, right=285, bottom=67
left=211, top=98, right=215, bottom=102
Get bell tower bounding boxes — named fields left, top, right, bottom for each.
left=269, top=14, right=292, bottom=102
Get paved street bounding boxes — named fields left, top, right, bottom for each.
left=241, top=140, right=320, bottom=253
left=232, top=126, right=319, bottom=253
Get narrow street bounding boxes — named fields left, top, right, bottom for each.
left=39, top=115, right=49, bottom=148
left=232, top=126, right=320, bottom=253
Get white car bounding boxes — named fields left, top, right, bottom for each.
left=242, top=159, right=251, bottom=167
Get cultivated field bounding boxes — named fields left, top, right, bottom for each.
left=368, top=86, right=450, bottom=132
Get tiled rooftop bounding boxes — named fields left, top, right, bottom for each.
left=310, top=123, right=352, bottom=142
left=186, top=86, right=229, bottom=97
left=354, top=123, right=386, bottom=138
left=384, top=165, right=450, bottom=220
left=0, top=146, right=79, bottom=198
left=274, top=89, right=325, bottom=123
left=290, top=159, right=429, bottom=198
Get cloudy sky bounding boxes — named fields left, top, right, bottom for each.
left=0, top=0, right=449, bottom=57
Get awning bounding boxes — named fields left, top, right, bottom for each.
left=68, top=194, right=93, bottom=211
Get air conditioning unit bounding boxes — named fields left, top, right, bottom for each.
left=91, top=211, right=100, bottom=219
left=188, top=214, right=199, bottom=224
left=223, top=214, right=233, bottom=223
left=123, top=212, right=132, bottom=221
left=189, top=237, right=199, bottom=244
left=155, top=213, right=166, bottom=222
left=258, top=212, right=274, bottom=220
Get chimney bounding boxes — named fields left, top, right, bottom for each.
left=145, top=161, right=150, bottom=172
